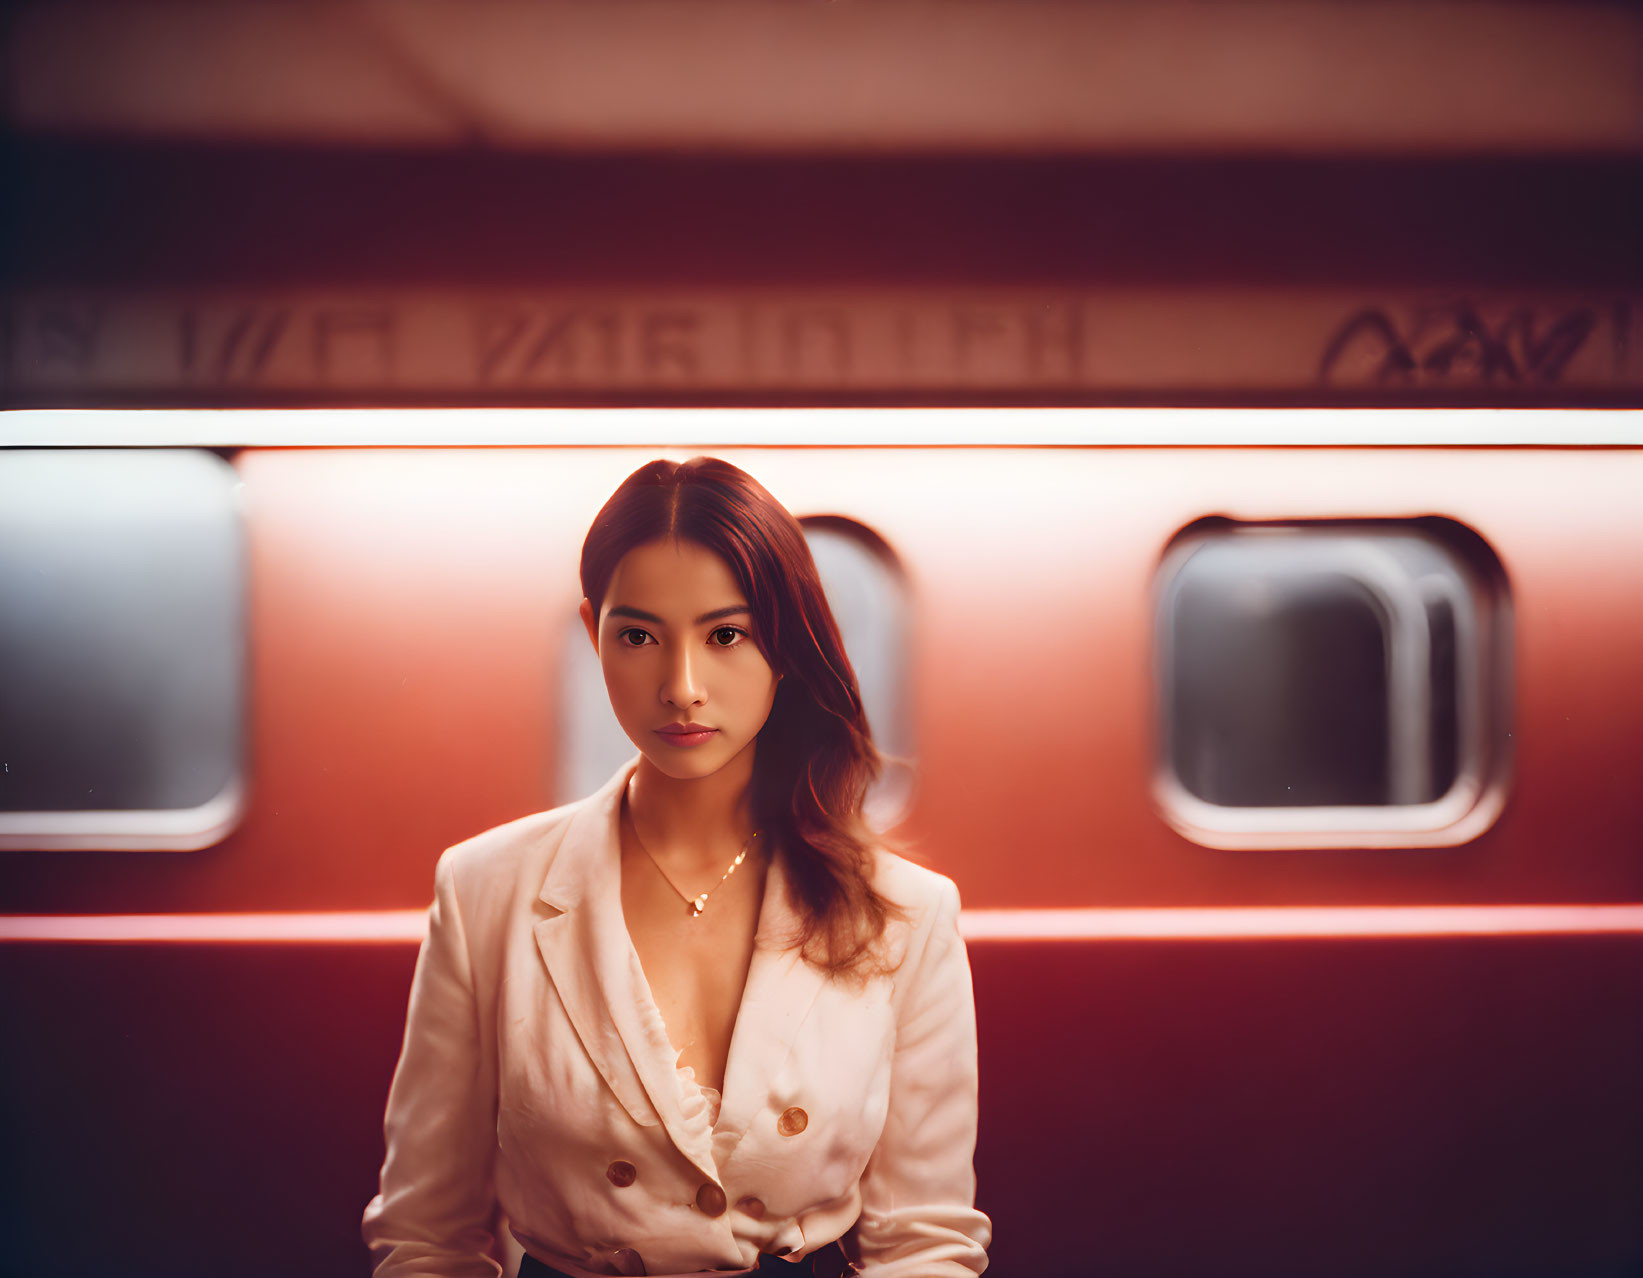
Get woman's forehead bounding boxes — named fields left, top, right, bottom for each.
left=602, top=539, right=747, bottom=617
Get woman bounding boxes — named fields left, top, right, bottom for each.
left=363, top=457, right=990, bottom=1278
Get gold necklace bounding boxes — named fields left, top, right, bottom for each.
left=627, top=809, right=762, bottom=919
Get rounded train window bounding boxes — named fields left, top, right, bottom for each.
left=1153, top=518, right=1511, bottom=849
left=0, top=449, right=246, bottom=851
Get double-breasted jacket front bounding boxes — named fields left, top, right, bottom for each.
left=362, top=760, right=991, bottom=1278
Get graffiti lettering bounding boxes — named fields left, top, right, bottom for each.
left=474, top=309, right=703, bottom=382
left=311, top=309, right=395, bottom=380
left=640, top=312, right=699, bottom=380
left=3, top=293, right=1633, bottom=402
left=519, top=312, right=581, bottom=378
left=780, top=310, right=852, bottom=379
left=1320, top=303, right=1598, bottom=386
left=474, top=309, right=530, bottom=381
left=952, top=309, right=1007, bottom=373
left=177, top=307, right=292, bottom=381
left=1023, top=304, right=1083, bottom=380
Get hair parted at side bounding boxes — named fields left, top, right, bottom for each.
left=580, top=456, right=905, bottom=979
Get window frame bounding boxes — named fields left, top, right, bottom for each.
left=0, top=448, right=248, bottom=853
left=1152, top=516, right=1513, bottom=850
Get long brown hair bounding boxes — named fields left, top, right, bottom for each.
left=580, top=457, right=903, bottom=977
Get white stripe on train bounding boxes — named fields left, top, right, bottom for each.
left=2, top=407, right=1641, bottom=447
left=2, top=905, right=1641, bottom=943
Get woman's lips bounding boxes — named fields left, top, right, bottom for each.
left=655, top=726, right=718, bottom=748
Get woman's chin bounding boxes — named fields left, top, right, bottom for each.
left=631, top=735, right=753, bottom=784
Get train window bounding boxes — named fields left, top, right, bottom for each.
left=557, top=516, right=914, bottom=824
left=0, top=449, right=246, bottom=850
left=1153, top=519, right=1510, bottom=848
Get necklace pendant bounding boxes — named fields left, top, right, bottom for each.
left=690, top=894, right=708, bottom=917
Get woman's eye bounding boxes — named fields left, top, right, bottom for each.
left=711, top=626, right=745, bottom=647
left=617, top=628, right=654, bottom=647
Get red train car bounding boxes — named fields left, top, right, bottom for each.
left=2, top=414, right=1639, bottom=1277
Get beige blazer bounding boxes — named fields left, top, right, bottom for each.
left=362, top=760, right=991, bottom=1278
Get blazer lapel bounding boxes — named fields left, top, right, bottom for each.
left=714, top=847, right=829, bottom=1150
left=532, top=758, right=719, bottom=1178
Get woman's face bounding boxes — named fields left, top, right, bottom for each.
left=581, top=538, right=781, bottom=784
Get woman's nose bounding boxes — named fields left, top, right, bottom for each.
left=660, top=645, right=706, bottom=708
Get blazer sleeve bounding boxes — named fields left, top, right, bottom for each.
left=362, top=848, right=504, bottom=1278
left=854, top=878, right=992, bottom=1276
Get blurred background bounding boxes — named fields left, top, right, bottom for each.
left=4, top=0, right=1640, bottom=406
left=3, top=4, right=1642, bottom=1278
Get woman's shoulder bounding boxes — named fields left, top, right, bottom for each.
left=445, top=799, right=576, bottom=865
left=435, top=792, right=598, bottom=908
left=868, top=846, right=964, bottom=929
left=859, top=847, right=969, bottom=992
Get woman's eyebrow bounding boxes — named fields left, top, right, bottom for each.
left=607, top=604, right=751, bottom=625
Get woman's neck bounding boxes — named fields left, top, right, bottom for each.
left=626, top=748, right=761, bottom=872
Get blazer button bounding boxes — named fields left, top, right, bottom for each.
left=605, top=1160, right=637, bottom=1188
left=611, top=1247, right=646, bottom=1276
left=695, top=1182, right=727, bottom=1217
left=777, top=1106, right=808, bottom=1136
left=735, top=1195, right=766, bottom=1220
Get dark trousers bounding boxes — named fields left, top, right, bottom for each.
left=518, top=1241, right=854, bottom=1278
